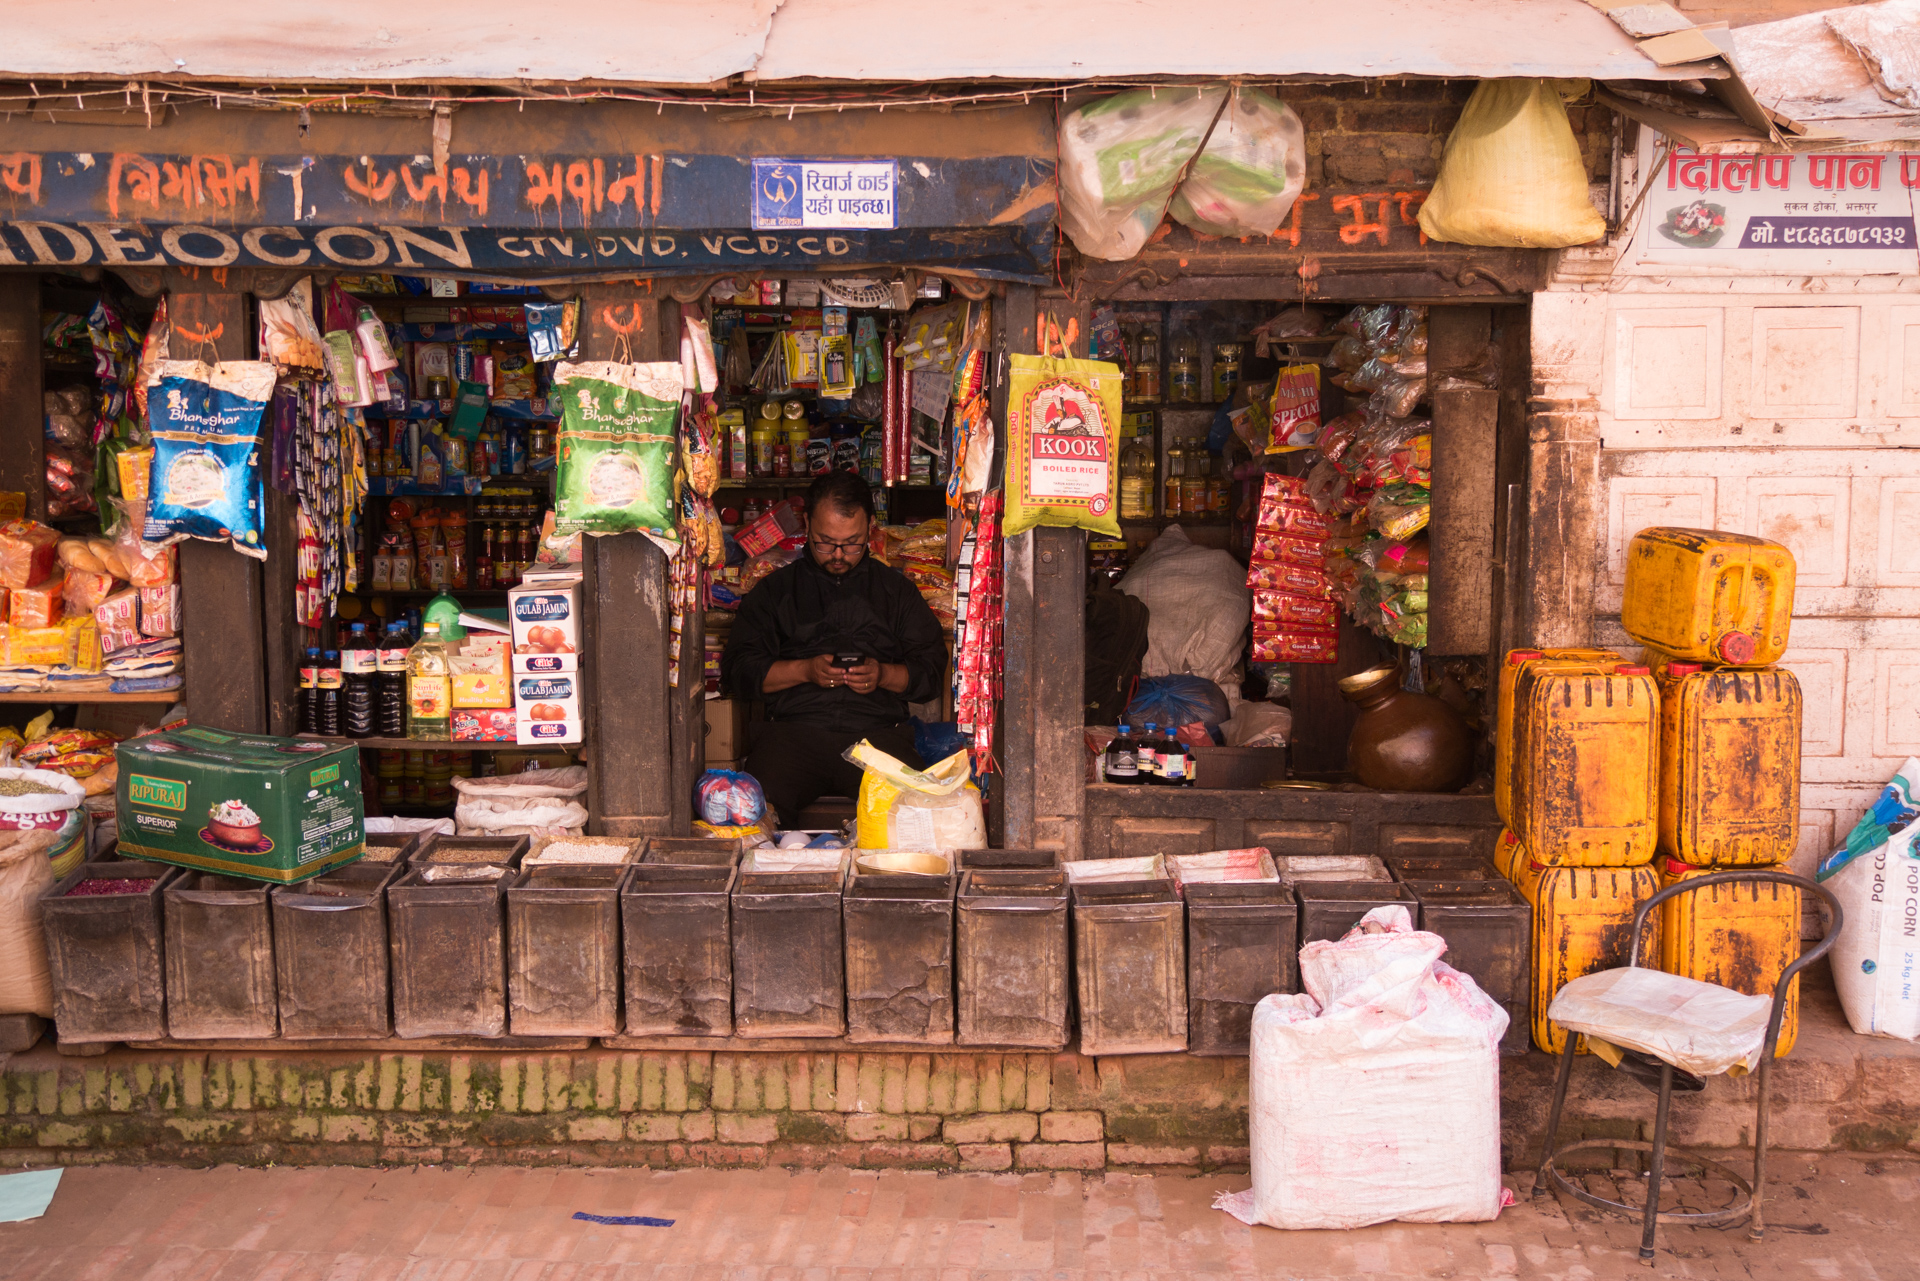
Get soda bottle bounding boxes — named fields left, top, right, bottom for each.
left=377, top=622, right=410, bottom=737
left=317, top=649, right=343, bottom=737
left=1105, top=725, right=1141, bottom=785
left=1139, top=722, right=1163, bottom=785
left=406, top=622, right=452, bottom=740
left=298, top=647, right=321, bottom=735
left=343, top=622, right=378, bottom=739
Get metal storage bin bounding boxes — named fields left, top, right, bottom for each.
left=413, top=834, right=529, bottom=867
left=844, top=866, right=956, bottom=1044
left=1386, top=855, right=1496, bottom=882
left=622, top=864, right=736, bottom=1037
left=643, top=836, right=744, bottom=868
left=388, top=863, right=514, bottom=1038
left=1185, top=880, right=1297, bottom=1055
left=957, top=848, right=1060, bottom=870
left=1273, top=854, right=1392, bottom=887
left=1295, top=880, right=1421, bottom=945
left=163, top=873, right=278, bottom=1040
left=1405, top=878, right=1532, bottom=1055
left=40, top=860, right=177, bottom=1043
left=956, top=869, right=1070, bottom=1048
left=271, top=862, right=403, bottom=1039
left=731, top=854, right=849, bottom=1038
left=508, top=865, right=624, bottom=1036
left=1072, top=879, right=1187, bottom=1056
left=360, top=830, right=421, bottom=865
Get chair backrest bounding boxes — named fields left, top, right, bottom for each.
left=1627, top=869, right=1843, bottom=1062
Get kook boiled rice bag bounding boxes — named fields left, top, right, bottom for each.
left=1004, top=355, right=1125, bottom=541
left=552, top=361, right=684, bottom=540
left=144, top=360, right=276, bottom=560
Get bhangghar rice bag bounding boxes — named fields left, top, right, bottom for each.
left=551, top=361, right=684, bottom=540
left=1004, top=354, right=1125, bottom=540
left=143, top=360, right=275, bottom=560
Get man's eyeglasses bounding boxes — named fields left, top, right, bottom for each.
left=811, top=534, right=868, bottom=554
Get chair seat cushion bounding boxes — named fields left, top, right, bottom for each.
left=1547, top=967, right=1773, bottom=1077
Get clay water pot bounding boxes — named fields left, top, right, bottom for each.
left=1337, top=663, right=1475, bottom=792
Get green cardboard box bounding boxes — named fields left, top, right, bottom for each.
left=115, top=725, right=365, bottom=884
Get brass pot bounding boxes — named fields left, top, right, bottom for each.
left=1337, top=663, right=1475, bottom=792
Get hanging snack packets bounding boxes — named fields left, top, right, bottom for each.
left=143, top=359, right=276, bottom=560
left=551, top=361, right=684, bottom=539
left=1003, top=354, right=1125, bottom=540
left=1266, top=364, right=1322, bottom=453
left=524, top=300, right=580, bottom=363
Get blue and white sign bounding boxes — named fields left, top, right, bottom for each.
left=751, top=159, right=897, bottom=231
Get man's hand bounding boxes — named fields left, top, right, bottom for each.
left=762, top=654, right=910, bottom=695
left=837, top=657, right=882, bottom=694
left=808, top=653, right=852, bottom=689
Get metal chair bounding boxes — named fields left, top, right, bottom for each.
left=1532, top=869, right=1842, bottom=1263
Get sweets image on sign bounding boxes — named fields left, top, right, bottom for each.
left=1004, top=354, right=1124, bottom=540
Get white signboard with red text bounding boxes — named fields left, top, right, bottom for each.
left=1634, top=134, right=1920, bottom=273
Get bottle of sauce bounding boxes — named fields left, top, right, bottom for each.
left=298, top=647, right=321, bottom=735
left=1105, top=725, right=1141, bottom=785
left=1183, top=442, right=1209, bottom=516
left=406, top=621, right=452, bottom=741
left=752, top=402, right=780, bottom=477
left=317, top=649, right=343, bottom=737
left=1160, top=730, right=1191, bottom=787
left=377, top=623, right=409, bottom=737
left=475, top=524, right=495, bottom=590
left=342, top=623, right=377, bottom=739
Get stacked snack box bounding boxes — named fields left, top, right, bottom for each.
left=1246, top=474, right=1338, bottom=665
left=449, top=628, right=516, bottom=742
left=509, top=570, right=583, bottom=745
left=0, top=518, right=182, bottom=695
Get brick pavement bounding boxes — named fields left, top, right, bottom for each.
left=0, top=1155, right=1909, bottom=1280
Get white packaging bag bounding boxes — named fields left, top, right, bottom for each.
left=1820, top=757, right=1920, bottom=1039
left=1118, top=526, right=1251, bottom=689
left=1216, top=906, right=1510, bottom=1231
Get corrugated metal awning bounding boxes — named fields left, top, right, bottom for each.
left=1, top=0, right=1718, bottom=86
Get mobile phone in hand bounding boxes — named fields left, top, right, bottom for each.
left=833, top=652, right=865, bottom=670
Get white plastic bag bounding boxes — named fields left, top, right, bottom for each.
left=1216, top=906, right=1509, bottom=1231
left=1547, top=967, right=1771, bottom=1077
left=1062, top=853, right=1165, bottom=884
left=1821, top=757, right=1920, bottom=1039
left=1059, top=87, right=1305, bottom=262
left=1119, top=526, right=1251, bottom=689
left=0, top=830, right=56, bottom=1017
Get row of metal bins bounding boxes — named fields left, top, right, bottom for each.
left=38, top=839, right=1530, bottom=1057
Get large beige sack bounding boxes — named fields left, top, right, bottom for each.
left=0, top=830, right=57, bottom=1017
left=1418, top=79, right=1606, bottom=249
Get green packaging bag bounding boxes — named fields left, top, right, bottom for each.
left=551, top=361, right=684, bottom=539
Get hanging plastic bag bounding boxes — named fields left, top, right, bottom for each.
left=1167, top=89, right=1307, bottom=239
left=846, top=741, right=985, bottom=854
left=1417, top=79, right=1606, bottom=249
left=258, top=279, right=327, bottom=373
left=143, top=359, right=275, bottom=560
left=1003, top=354, right=1124, bottom=540
left=551, top=361, right=684, bottom=540
left=1059, top=87, right=1227, bottom=261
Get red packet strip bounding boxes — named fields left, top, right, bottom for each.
left=1251, top=531, right=1328, bottom=568
left=1246, top=559, right=1334, bottom=598
left=1252, top=590, right=1340, bottom=629
left=1261, top=472, right=1310, bottom=504
left=1252, top=628, right=1340, bottom=664
left=1257, top=500, right=1331, bottom=537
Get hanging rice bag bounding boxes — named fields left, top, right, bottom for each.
left=1004, top=354, right=1124, bottom=540
left=143, top=359, right=275, bottom=560
left=1417, top=79, right=1606, bottom=249
left=551, top=361, right=684, bottom=540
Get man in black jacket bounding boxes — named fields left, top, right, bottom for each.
left=722, top=472, right=947, bottom=828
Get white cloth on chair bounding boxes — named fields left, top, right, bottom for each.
left=1548, top=967, right=1772, bottom=1077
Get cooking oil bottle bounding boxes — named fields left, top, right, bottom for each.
left=406, top=621, right=452, bottom=741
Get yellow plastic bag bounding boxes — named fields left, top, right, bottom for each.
left=848, top=741, right=985, bottom=853
left=1417, top=79, right=1606, bottom=249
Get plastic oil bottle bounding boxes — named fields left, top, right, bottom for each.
left=1139, top=723, right=1163, bottom=784
left=377, top=622, right=410, bottom=737
left=342, top=622, right=377, bottom=739
left=406, top=621, right=452, bottom=741
left=1119, top=433, right=1155, bottom=521
left=1106, top=725, right=1142, bottom=784
left=316, top=649, right=343, bottom=737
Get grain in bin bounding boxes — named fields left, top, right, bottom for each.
left=114, top=726, right=365, bottom=884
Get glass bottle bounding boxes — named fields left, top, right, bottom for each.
left=1183, top=441, right=1209, bottom=516
left=1212, top=342, right=1244, bottom=403
left=1119, top=433, right=1155, bottom=522
left=1134, top=329, right=1161, bottom=403
left=1163, top=439, right=1185, bottom=518
left=406, top=621, right=452, bottom=741
left=1168, top=335, right=1199, bottom=403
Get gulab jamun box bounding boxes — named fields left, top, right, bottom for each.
left=114, top=725, right=365, bottom=883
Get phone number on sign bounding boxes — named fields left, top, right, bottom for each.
left=1740, top=217, right=1914, bottom=249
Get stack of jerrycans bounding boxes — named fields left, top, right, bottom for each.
left=1495, top=648, right=1661, bottom=1053
left=1624, top=527, right=1806, bottom=1055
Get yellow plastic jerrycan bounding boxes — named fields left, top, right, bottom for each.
left=1516, top=858, right=1661, bottom=1054
left=1657, top=662, right=1802, bottom=866
left=1494, top=827, right=1527, bottom=882
left=1511, top=663, right=1659, bottom=867
left=1657, top=859, right=1801, bottom=1056
left=1622, top=528, right=1795, bottom=667
left=1493, top=648, right=1622, bottom=825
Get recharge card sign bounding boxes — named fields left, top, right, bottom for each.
left=1633, top=135, right=1920, bottom=273
left=752, top=159, right=898, bottom=230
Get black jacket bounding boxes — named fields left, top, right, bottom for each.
left=722, top=552, right=948, bottom=733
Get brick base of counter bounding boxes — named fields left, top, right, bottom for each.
left=3, top=970, right=1915, bottom=1171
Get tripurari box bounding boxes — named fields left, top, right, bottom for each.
left=115, top=725, right=365, bottom=884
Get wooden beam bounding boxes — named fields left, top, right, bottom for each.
left=0, top=276, right=45, bottom=521
left=1427, top=306, right=1497, bottom=658
left=172, top=290, right=269, bottom=734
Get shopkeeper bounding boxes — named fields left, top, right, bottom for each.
left=723, top=472, right=948, bottom=828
